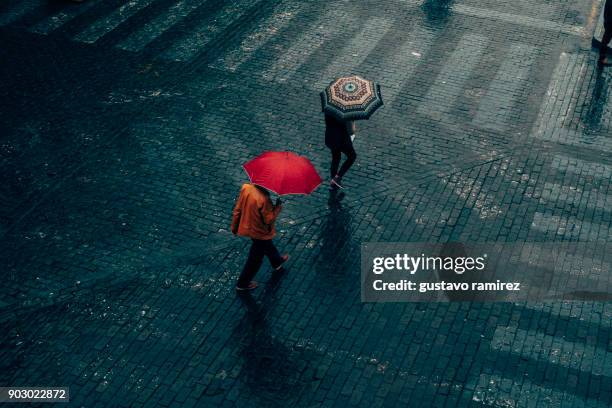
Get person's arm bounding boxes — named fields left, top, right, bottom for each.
left=261, top=198, right=282, bottom=226
left=231, top=188, right=244, bottom=234
left=345, top=121, right=356, bottom=135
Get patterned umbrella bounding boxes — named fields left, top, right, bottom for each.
left=320, top=75, right=383, bottom=120
left=243, top=151, right=322, bottom=195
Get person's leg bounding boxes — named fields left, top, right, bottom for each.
left=337, top=144, right=357, bottom=178
left=600, top=26, right=612, bottom=61
left=330, top=149, right=341, bottom=178
left=237, top=240, right=265, bottom=288
left=261, top=240, right=287, bottom=269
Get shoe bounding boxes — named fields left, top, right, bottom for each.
left=275, top=254, right=289, bottom=270
left=236, top=281, right=258, bottom=291
left=330, top=176, right=344, bottom=189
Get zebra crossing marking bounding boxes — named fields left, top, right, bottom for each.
left=311, top=17, right=391, bottom=91
left=491, top=326, right=611, bottom=376
left=261, top=7, right=357, bottom=83
left=531, top=53, right=612, bottom=152
left=520, top=302, right=611, bottom=322
left=28, top=0, right=101, bottom=35
left=73, top=0, right=157, bottom=44
left=550, top=154, right=612, bottom=179
left=160, top=0, right=259, bottom=62
left=540, top=182, right=611, bottom=213
left=209, top=1, right=304, bottom=72
left=0, top=0, right=41, bottom=26
left=417, top=34, right=487, bottom=119
left=452, top=4, right=586, bottom=36
left=469, top=373, right=604, bottom=407
left=378, top=25, right=436, bottom=106
left=472, top=43, right=538, bottom=132
left=530, top=212, right=609, bottom=241
left=116, top=0, right=202, bottom=52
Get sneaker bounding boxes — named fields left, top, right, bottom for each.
left=236, top=281, right=258, bottom=291
left=330, top=176, right=344, bottom=189
left=275, top=254, right=289, bottom=270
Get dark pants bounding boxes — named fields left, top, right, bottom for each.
left=330, top=144, right=357, bottom=178
left=601, top=25, right=612, bottom=60
left=237, top=239, right=283, bottom=287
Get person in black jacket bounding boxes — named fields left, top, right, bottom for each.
left=600, top=0, right=612, bottom=65
left=324, top=114, right=357, bottom=189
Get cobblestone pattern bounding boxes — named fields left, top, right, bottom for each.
left=1, top=0, right=611, bottom=407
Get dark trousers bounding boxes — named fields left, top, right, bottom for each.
left=330, top=144, right=357, bottom=178
left=601, top=26, right=612, bottom=60
left=237, top=239, right=283, bottom=287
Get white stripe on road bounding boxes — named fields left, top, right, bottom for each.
left=28, top=0, right=100, bottom=34
left=376, top=25, right=436, bottom=106
left=520, top=302, right=612, bottom=323
left=311, top=17, right=392, bottom=91
left=161, top=0, right=259, bottom=61
left=116, top=0, right=203, bottom=52
left=209, top=1, right=304, bottom=72
left=261, top=7, right=357, bottom=83
left=468, top=373, right=605, bottom=407
left=540, top=182, right=611, bottom=213
left=397, top=0, right=585, bottom=35
left=452, top=4, right=586, bottom=36
left=417, top=34, right=487, bottom=118
left=0, top=1, right=41, bottom=26
left=529, top=53, right=612, bottom=152
left=473, top=43, right=538, bottom=132
left=491, top=326, right=611, bottom=376
left=73, top=0, right=157, bottom=44
left=550, top=154, right=612, bottom=179
left=530, top=212, right=610, bottom=241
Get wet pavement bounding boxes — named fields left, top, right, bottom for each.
left=1, top=0, right=611, bottom=406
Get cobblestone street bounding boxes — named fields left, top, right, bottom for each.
left=1, top=0, right=611, bottom=406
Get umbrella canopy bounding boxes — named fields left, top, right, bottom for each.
left=320, top=75, right=383, bottom=120
left=243, top=151, right=322, bottom=195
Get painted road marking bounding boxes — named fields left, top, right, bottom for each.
left=73, top=0, right=157, bottom=44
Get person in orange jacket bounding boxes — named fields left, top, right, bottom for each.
left=231, top=183, right=289, bottom=291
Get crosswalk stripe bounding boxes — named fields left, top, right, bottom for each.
left=209, top=1, right=304, bottom=72
left=378, top=25, right=436, bottom=106
left=73, top=0, right=157, bottom=44
left=469, top=373, right=604, bottom=407
left=540, top=182, right=611, bottom=212
left=529, top=53, right=612, bottom=152
left=472, top=43, right=538, bottom=132
left=160, top=0, right=259, bottom=62
left=311, top=17, right=391, bottom=91
left=116, top=0, right=202, bottom=52
left=520, top=302, right=611, bottom=323
left=0, top=0, right=41, bottom=26
left=530, top=212, right=609, bottom=241
left=550, top=154, right=612, bottom=179
left=453, top=5, right=586, bottom=36
left=28, top=0, right=101, bottom=35
left=491, top=326, right=611, bottom=376
left=261, top=7, right=357, bottom=83
left=416, top=34, right=487, bottom=119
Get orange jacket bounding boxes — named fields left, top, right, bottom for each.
left=231, top=184, right=282, bottom=240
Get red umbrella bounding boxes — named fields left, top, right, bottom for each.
left=243, top=151, right=322, bottom=195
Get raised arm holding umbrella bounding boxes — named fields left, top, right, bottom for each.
left=231, top=151, right=322, bottom=291
left=321, top=75, right=383, bottom=189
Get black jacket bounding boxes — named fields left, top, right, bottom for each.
left=606, top=0, right=612, bottom=28
left=324, top=114, right=352, bottom=150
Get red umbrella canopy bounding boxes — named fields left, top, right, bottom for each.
left=243, top=151, right=322, bottom=195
